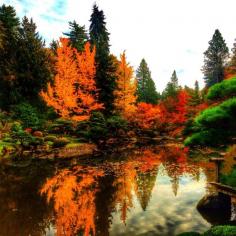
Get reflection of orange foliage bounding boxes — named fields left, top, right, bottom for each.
left=40, top=166, right=104, bottom=236
left=136, top=149, right=161, bottom=172
left=113, top=161, right=136, bottom=224
left=131, top=102, right=162, bottom=129
left=114, top=52, right=137, bottom=119
left=41, top=38, right=102, bottom=122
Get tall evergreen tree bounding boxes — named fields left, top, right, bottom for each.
left=89, top=4, right=117, bottom=114
left=162, top=70, right=179, bottom=99
left=0, top=4, right=20, bottom=107
left=16, top=16, right=52, bottom=103
left=136, top=59, right=159, bottom=104
left=63, top=20, right=88, bottom=52
left=202, top=29, right=229, bottom=87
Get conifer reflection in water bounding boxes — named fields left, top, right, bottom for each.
left=39, top=145, right=212, bottom=236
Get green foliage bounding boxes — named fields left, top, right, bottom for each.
left=106, top=115, right=128, bottom=131
left=0, top=4, right=20, bottom=107
left=202, top=225, right=236, bottom=236
left=0, top=7, right=52, bottom=109
left=47, top=119, right=75, bottom=135
left=89, top=4, right=117, bottom=114
left=220, top=167, right=236, bottom=188
left=16, top=16, right=52, bottom=102
left=52, top=137, right=70, bottom=148
left=136, top=58, right=160, bottom=104
left=187, top=81, right=202, bottom=106
left=207, top=77, right=236, bottom=100
left=76, top=112, right=128, bottom=143
left=185, top=97, right=236, bottom=146
left=63, top=20, right=88, bottom=52
left=202, top=29, right=229, bottom=87
left=184, top=130, right=227, bottom=147
left=162, top=70, right=180, bottom=99
left=12, top=102, right=41, bottom=129
left=10, top=122, right=43, bottom=148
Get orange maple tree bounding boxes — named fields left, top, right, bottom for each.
left=40, top=38, right=102, bottom=121
left=131, top=102, right=162, bottom=129
left=113, top=52, right=137, bottom=119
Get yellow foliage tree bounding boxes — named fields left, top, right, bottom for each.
left=114, top=52, right=137, bottom=119
left=40, top=38, right=102, bottom=121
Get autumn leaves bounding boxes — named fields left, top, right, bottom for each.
left=41, top=38, right=138, bottom=123
left=41, top=39, right=102, bottom=121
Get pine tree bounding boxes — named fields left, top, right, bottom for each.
left=0, top=4, right=20, bottom=107
left=202, top=29, right=229, bottom=87
left=162, top=70, right=180, bottom=99
left=89, top=4, right=117, bottom=114
left=136, top=59, right=159, bottom=104
left=16, top=16, right=52, bottom=102
left=63, top=20, right=88, bottom=52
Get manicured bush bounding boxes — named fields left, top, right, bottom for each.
left=202, top=225, right=236, bottom=236
left=185, top=98, right=236, bottom=146
left=207, top=77, right=236, bottom=101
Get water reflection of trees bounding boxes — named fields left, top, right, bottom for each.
left=38, top=145, right=214, bottom=236
left=40, top=166, right=104, bottom=236
left=0, top=146, right=225, bottom=235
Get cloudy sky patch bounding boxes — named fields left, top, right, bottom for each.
left=2, top=0, right=236, bottom=92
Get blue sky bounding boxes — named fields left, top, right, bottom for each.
left=2, top=0, right=236, bottom=91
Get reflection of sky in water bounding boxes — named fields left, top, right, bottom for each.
left=110, top=167, right=210, bottom=236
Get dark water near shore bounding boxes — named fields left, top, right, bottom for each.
left=0, top=144, right=234, bottom=236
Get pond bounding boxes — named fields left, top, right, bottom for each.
left=0, top=144, right=234, bottom=236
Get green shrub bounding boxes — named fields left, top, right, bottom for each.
left=47, top=119, right=75, bottom=134
left=12, top=102, right=41, bottom=129
left=220, top=167, right=236, bottom=188
left=10, top=122, right=44, bottom=149
left=53, top=137, right=70, bottom=148
left=46, top=141, right=54, bottom=146
left=185, top=98, right=236, bottom=146
left=203, top=225, right=236, bottom=236
left=207, top=77, right=236, bottom=101
left=107, top=115, right=128, bottom=131
left=2, top=137, right=14, bottom=143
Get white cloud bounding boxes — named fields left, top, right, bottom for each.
left=2, top=0, right=236, bottom=92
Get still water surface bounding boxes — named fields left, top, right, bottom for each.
left=0, top=144, right=226, bottom=236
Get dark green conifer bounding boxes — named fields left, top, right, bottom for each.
left=63, top=20, right=88, bottom=52
left=89, top=4, right=117, bottom=114
left=202, top=29, right=229, bottom=87
left=136, top=59, right=160, bottom=104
